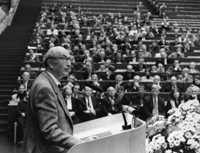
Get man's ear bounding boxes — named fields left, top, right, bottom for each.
left=47, top=59, right=54, bottom=69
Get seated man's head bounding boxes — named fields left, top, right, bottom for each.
left=182, top=68, right=189, bottom=76
left=138, top=85, right=145, bottom=96
left=189, top=62, right=196, bottom=69
left=141, top=44, right=147, bottom=52
left=153, top=75, right=160, bottom=84
left=67, top=74, right=76, bottom=83
left=84, top=50, right=90, bottom=57
left=166, top=67, right=173, bottom=76
left=170, top=76, right=177, bottom=86
left=116, top=52, right=122, bottom=58
left=116, top=86, right=125, bottom=98
left=151, top=85, right=160, bottom=97
left=63, top=85, right=72, bottom=96
left=159, top=48, right=165, bottom=55
left=105, top=59, right=112, bottom=67
left=22, top=71, right=30, bottom=82
left=145, top=68, right=151, bottom=76
left=84, top=86, right=93, bottom=97
left=73, top=83, right=80, bottom=94
left=99, top=50, right=105, bottom=58
left=138, top=58, right=145, bottom=65
left=194, top=75, right=200, bottom=85
left=115, top=74, right=123, bottom=84
left=161, top=52, right=167, bottom=59
left=174, top=59, right=180, bottom=66
left=24, top=64, right=31, bottom=72
left=130, top=50, right=136, bottom=58
left=91, top=74, right=98, bottom=83
left=127, top=65, right=133, bottom=72
left=107, top=86, right=116, bottom=97
left=29, top=49, right=35, bottom=56
left=85, top=62, right=92, bottom=72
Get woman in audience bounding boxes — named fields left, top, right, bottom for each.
left=193, top=75, right=200, bottom=88
left=11, top=84, right=26, bottom=104
left=165, top=89, right=184, bottom=117
left=141, top=68, right=153, bottom=81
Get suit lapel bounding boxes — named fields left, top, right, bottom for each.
left=42, top=71, right=73, bottom=128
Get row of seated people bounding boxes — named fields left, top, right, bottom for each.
left=15, top=63, right=200, bottom=98
left=25, top=1, right=199, bottom=66
left=12, top=78, right=200, bottom=133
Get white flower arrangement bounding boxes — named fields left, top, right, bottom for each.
left=146, top=99, right=200, bottom=153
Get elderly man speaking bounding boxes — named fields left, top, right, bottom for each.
left=21, top=47, right=95, bottom=153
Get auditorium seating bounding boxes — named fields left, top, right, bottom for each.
left=3, top=0, right=200, bottom=139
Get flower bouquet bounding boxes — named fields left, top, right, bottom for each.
left=146, top=99, right=200, bottom=153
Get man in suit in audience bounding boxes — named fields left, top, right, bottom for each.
left=164, top=76, right=184, bottom=92
left=17, top=71, right=33, bottom=91
left=146, top=75, right=165, bottom=92
left=127, top=75, right=142, bottom=92
left=188, top=62, right=200, bottom=74
left=177, top=68, right=193, bottom=83
left=134, top=57, right=146, bottom=72
left=109, top=74, right=128, bottom=91
left=101, top=86, right=121, bottom=116
left=126, top=50, right=138, bottom=64
left=63, top=85, right=81, bottom=124
left=21, top=46, right=82, bottom=153
left=116, top=86, right=131, bottom=106
left=143, top=85, right=166, bottom=121
left=78, top=86, right=102, bottom=122
left=131, top=85, right=146, bottom=120
left=72, top=83, right=83, bottom=100
left=168, top=47, right=185, bottom=58
left=123, top=65, right=135, bottom=80
left=24, top=64, right=37, bottom=80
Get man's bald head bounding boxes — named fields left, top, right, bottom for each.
left=43, top=46, right=70, bottom=68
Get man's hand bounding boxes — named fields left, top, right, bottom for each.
left=69, top=111, right=75, bottom=116
left=21, top=113, right=26, bottom=117
left=91, top=109, right=96, bottom=116
left=82, top=136, right=99, bottom=143
left=84, top=110, right=91, bottom=113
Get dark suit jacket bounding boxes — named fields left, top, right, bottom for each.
left=21, top=71, right=80, bottom=153
left=164, top=83, right=184, bottom=92
left=112, top=56, right=125, bottom=63
left=134, top=64, right=146, bottom=72
left=131, top=94, right=146, bottom=120
left=17, top=80, right=33, bottom=91
left=146, top=83, right=165, bottom=92
left=143, top=95, right=166, bottom=121
left=123, top=71, right=135, bottom=80
left=64, top=97, right=81, bottom=124
left=79, top=96, right=102, bottom=118
left=100, top=95, right=121, bottom=116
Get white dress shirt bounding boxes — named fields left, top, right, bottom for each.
left=66, top=96, right=72, bottom=110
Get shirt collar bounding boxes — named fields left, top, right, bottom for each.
left=47, top=71, right=61, bottom=86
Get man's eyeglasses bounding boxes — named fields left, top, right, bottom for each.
left=52, top=56, right=70, bottom=62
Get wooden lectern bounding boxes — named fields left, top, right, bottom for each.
left=69, top=113, right=146, bottom=153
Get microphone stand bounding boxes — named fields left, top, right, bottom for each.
left=108, top=94, right=132, bottom=130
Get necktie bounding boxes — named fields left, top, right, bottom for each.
left=23, top=81, right=27, bottom=90
left=153, top=97, right=158, bottom=116
left=87, top=97, right=93, bottom=110
left=110, top=97, right=115, bottom=110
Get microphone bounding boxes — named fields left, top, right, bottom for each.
left=122, top=105, right=139, bottom=117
